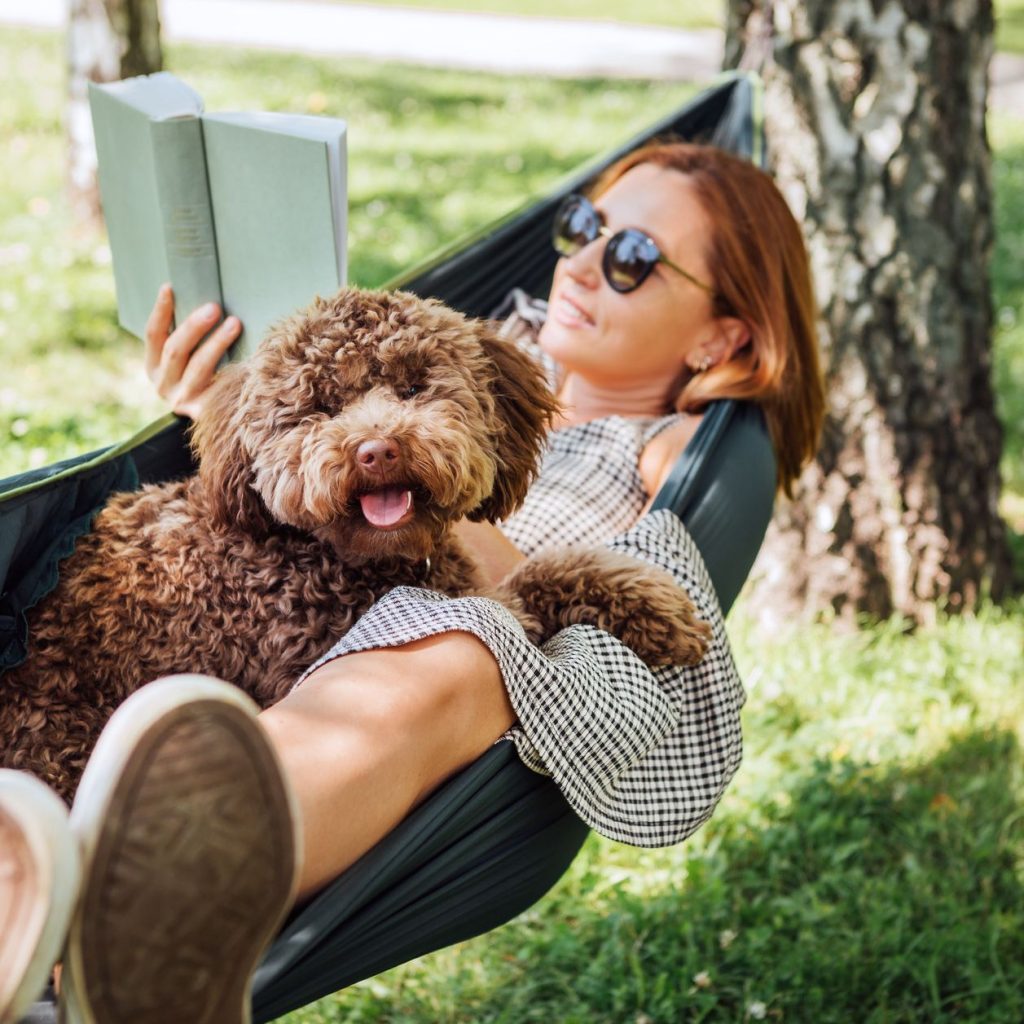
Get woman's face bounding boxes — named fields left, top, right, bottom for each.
left=539, top=163, right=723, bottom=391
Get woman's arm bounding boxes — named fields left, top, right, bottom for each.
left=144, top=284, right=242, bottom=419
left=451, top=518, right=526, bottom=588
left=456, top=414, right=703, bottom=586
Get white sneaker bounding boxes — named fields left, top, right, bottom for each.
left=60, top=675, right=301, bottom=1024
left=0, top=770, right=80, bottom=1024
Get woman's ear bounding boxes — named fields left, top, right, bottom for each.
left=188, top=365, right=271, bottom=536
left=690, top=316, right=751, bottom=371
left=469, top=326, right=561, bottom=523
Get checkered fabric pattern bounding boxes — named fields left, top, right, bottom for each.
left=293, top=294, right=746, bottom=847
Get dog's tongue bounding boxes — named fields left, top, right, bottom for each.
left=359, top=487, right=413, bottom=528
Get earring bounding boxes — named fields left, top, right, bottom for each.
left=693, top=354, right=713, bottom=373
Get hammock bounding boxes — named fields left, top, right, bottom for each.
left=0, top=72, right=774, bottom=1021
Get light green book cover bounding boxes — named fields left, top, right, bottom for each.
left=203, top=112, right=347, bottom=361
left=88, top=73, right=347, bottom=362
left=89, top=74, right=207, bottom=340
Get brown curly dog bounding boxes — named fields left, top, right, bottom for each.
left=2, top=287, right=710, bottom=802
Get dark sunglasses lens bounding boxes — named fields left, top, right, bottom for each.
left=553, top=196, right=600, bottom=257
left=604, top=229, right=659, bottom=292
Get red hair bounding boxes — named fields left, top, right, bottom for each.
left=591, top=142, right=825, bottom=497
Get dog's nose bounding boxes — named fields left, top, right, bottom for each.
left=356, top=438, right=401, bottom=472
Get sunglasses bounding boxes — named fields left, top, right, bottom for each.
left=552, top=193, right=716, bottom=296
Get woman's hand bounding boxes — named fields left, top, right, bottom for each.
left=144, top=283, right=242, bottom=420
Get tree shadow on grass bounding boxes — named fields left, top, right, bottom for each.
left=404, top=729, right=1024, bottom=1024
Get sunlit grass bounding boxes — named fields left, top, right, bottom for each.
left=998, top=0, right=1024, bottom=52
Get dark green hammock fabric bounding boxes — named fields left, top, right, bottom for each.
left=0, top=73, right=773, bottom=1021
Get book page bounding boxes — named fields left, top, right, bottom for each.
left=96, top=72, right=203, bottom=122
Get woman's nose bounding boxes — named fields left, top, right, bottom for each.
left=562, top=238, right=603, bottom=289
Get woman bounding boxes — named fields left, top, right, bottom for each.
left=1, top=142, right=823, bottom=1023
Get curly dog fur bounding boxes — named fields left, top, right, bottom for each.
left=2, top=286, right=710, bottom=802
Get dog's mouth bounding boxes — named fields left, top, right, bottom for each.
left=356, top=485, right=418, bottom=531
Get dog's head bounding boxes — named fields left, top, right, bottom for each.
left=190, top=287, right=559, bottom=562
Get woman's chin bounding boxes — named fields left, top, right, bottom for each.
left=538, top=321, right=588, bottom=367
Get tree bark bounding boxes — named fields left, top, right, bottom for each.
left=67, top=0, right=163, bottom=227
left=726, top=0, right=1014, bottom=625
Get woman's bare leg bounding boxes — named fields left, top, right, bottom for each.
left=258, top=631, right=514, bottom=901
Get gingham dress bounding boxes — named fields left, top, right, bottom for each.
left=295, top=292, right=746, bottom=847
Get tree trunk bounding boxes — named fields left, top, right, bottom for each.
left=725, top=0, right=1014, bottom=625
left=67, top=0, right=163, bottom=227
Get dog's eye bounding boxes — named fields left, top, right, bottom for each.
left=400, top=384, right=422, bottom=400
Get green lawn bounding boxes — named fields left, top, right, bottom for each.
left=998, top=0, right=1024, bottom=52
left=991, top=115, right=1024, bottom=555
left=1, top=23, right=1023, bottom=1024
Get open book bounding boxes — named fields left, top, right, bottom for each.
left=89, top=72, right=347, bottom=362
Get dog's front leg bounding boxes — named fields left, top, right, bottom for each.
left=490, top=546, right=712, bottom=669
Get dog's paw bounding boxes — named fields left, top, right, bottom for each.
left=495, top=546, right=712, bottom=668
left=611, top=561, right=713, bottom=668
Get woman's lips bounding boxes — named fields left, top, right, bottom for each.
left=550, top=295, right=595, bottom=328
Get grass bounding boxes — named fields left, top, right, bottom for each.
left=990, top=113, right=1024, bottom=573
left=1, top=21, right=1023, bottom=1024
left=998, top=0, right=1024, bottom=53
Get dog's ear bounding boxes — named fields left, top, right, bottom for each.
left=189, top=364, right=271, bottom=536
left=469, top=327, right=561, bottom=523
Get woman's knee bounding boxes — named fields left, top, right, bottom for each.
left=405, top=632, right=511, bottom=730
left=293, top=631, right=512, bottom=739
left=263, top=632, right=515, bottom=820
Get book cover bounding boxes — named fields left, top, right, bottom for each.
left=202, top=111, right=347, bottom=361
left=88, top=74, right=347, bottom=362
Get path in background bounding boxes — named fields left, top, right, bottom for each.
left=0, top=0, right=721, bottom=80
left=1, top=0, right=1023, bottom=105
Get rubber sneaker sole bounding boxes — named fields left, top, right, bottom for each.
left=60, top=675, right=301, bottom=1024
left=0, top=771, right=80, bottom=1024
